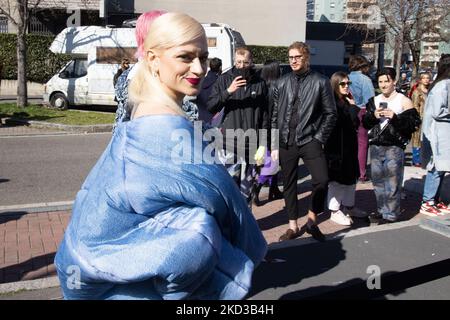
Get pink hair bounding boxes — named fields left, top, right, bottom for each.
left=135, top=10, right=168, bottom=59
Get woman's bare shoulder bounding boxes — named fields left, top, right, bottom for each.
left=401, top=94, right=414, bottom=110
left=132, top=103, right=180, bottom=119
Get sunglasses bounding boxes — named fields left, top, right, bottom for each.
left=339, top=81, right=352, bottom=87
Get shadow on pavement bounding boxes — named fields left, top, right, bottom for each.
left=279, top=271, right=403, bottom=300
left=248, top=239, right=346, bottom=298
left=0, top=252, right=56, bottom=284
left=0, top=178, right=9, bottom=184
left=0, top=211, right=28, bottom=225
left=280, top=258, right=450, bottom=299
left=258, top=188, right=376, bottom=232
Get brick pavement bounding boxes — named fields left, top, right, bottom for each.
left=0, top=181, right=424, bottom=284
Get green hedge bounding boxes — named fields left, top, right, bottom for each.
left=248, top=45, right=289, bottom=64
left=0, top=34, right=288, bottom=82
left=0, top=33, right=72, bottom=83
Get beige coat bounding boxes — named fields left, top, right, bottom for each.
left=411, top=86, right=428, bottom=148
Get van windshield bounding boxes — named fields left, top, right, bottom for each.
left=60, top=59, right=88, bottom=79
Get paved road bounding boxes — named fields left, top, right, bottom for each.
left=249, top=225, right=450, bottom=300
left=0, top=132, right=111, bottom=206
left=2, top=223, right=449, bottom=300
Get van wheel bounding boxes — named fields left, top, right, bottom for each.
left=50, top=93, right=69, bottom=110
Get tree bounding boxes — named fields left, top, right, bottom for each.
left=0, top=0, right=43, bottom=107
left=347, top=0, right=450, bottom=78
left=0, top=0, right=95, bottom=107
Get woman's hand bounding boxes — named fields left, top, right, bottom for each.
left=374, top=108, right=383, bottom=119
left=380, top=108, right=395, bottom=119
left=271, top=149, right=279, bottom=162
left=227, top=76, right=247, bottom=95
left=346, top=96, right=356, bottom=105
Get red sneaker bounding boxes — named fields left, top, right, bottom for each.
left=420, top=202, right=444, bottom=216
left=435, top=202, right=450, bottom=214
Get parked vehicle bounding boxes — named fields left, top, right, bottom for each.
left=44, top=23, right=245, bottom=108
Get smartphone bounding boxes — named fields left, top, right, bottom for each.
left=379, top=102, right=388, bottom=110
left=236, top=68, right=250, bottom=81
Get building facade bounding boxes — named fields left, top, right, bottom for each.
left=1, top=0, right=307, bottom=46
left=313, top=0, right=346, bottom=23
left=134, top=0, right=306, bottom=46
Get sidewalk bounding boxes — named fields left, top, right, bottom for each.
left=1, top=165, right=436, bottom=286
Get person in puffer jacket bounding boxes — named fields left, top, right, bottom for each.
left=363, top=67, right=420, bottom=224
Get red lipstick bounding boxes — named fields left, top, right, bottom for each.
left=186, top=78, right=201, bottom=85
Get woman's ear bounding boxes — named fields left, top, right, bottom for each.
left=146, top=50, right=160, bottom=77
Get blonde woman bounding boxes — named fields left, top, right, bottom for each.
left=410, top=72, right=431, bottom=166
left=55, top=12, right=267, bottom=300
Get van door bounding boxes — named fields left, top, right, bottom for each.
left=59, top=58, right=88, bottom=105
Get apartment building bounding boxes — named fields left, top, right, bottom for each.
left=313, top=0, right=346, bottom=23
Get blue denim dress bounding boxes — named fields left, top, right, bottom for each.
left=55, top=115, right=267, bottom=300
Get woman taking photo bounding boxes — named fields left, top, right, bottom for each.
left=363, top=67, right=420, bottom=224
left=55, top=12, right=267, bottom=300
left=325, top=72, right=366, bottom=226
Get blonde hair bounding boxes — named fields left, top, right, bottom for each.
left=129, top=12, right=206, bottom=116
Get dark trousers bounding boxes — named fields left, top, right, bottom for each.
left=280, top=139, right=329, bottom=220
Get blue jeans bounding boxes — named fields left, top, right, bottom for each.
left=370, top=145, right=405, bottom=221
left=422, top=168, right=446, bottom=203
left=412, top=147, right=421, bottom=165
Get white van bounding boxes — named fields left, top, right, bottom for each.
left=43, top=23, right=245, bottom=109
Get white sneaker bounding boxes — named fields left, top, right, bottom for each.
left=343, top=206, right=368, bottom=218
left=330, top=210, right=352, bottom=226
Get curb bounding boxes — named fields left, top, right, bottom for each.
left=0, top=96, right=42, bottom=101
left=0, top=201, right=73, bottom=215
left=419, top=216, right=450, bottom=238
left=4, top=118, right=113, bottom=133
left=0, top=276, right=60, bottom=294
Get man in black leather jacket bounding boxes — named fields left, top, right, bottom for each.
left=271, top=42, right=337, bottom=242
left=208, top=47, right=268, bottom=205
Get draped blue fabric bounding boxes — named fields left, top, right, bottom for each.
left=55, top=115, right=267, bottom=300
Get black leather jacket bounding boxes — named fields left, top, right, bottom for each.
left=207, top=67, right=268, bottom=132
left=362, top=96, right=421, bottom=149
left=271, top=70, right=337, bottom=148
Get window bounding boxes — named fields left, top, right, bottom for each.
left=0, top=16, right=8, bottom=33
left=347, top=2, right=362, bottom=9
left=59, top=59, right=88, bottom=79
left=330, top=2, right=335, bottom=8
left=73, top=59, right=88, bottom=78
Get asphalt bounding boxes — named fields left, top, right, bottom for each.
left=250, top=224, right=450, bottom=300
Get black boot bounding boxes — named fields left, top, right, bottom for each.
left=253, top=184, right=263, bottom=207
left=268, top=183, right=283, bottom=201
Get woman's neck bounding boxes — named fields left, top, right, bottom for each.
left=382, top=90, right=397, bottom=99
left=419, top=83, right=429, bottom=93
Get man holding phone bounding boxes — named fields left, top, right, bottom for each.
left=208, top=47, right=269, bottom=205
